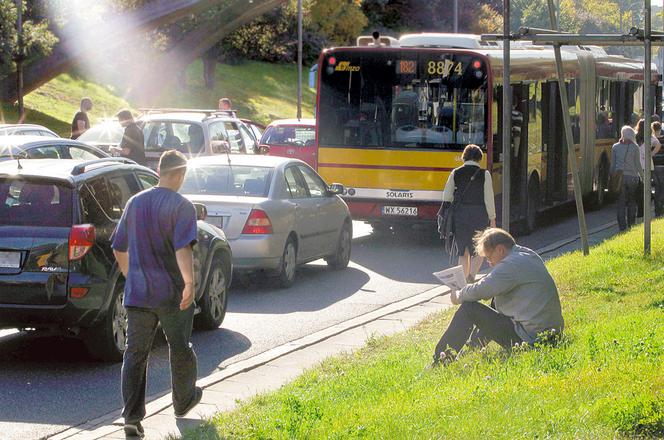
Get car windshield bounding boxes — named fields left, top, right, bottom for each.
left=261, top=126, right=315, bottom=147
left=78, top=122, right=124, bottom=145
left=181, top=165, right=273, bottom=197
left=0, top=179, right=72, bottom=226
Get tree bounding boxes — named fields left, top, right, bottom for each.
left=0, top=0, right=57, bottom=80
left=309, top=0, right=368, bottom=45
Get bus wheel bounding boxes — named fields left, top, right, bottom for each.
left=522, top=180, right=540, bottom=235
left=590, top=161, right=608, bottom=209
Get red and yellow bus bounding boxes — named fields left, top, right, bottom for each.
left=315, top=33, right=659, bottom=233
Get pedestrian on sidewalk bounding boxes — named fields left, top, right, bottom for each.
left=438, top=144, right=496, bottom=283
left=432, top=228, right=564, bottom=366
left=112, top=109, right=146, bottom=166
left=611, top=126, right=643, bottom=231
left=70, top=97, right=92, bottom=139
left=112, top=150, right=202, bottom=438
left=634, top=119, right=661, bottom=218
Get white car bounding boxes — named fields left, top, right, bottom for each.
left=180, top=155, right=351, bottom=287
left=0, top=123, right=59, bottom=137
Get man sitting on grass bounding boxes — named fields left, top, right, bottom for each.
left=432, top=228, right=564, bottom=365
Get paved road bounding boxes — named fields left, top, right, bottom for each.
left=0, top=202, right=621, bottom=440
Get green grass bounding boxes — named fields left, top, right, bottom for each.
left=0, top=60, right=314, bottom=136
left=181, top=223, right=664, bottom=439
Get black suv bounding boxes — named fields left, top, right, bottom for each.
left=0, top=158, right=232, bottom=362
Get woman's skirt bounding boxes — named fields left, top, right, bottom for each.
left=453, top=204, right=489, bottom=257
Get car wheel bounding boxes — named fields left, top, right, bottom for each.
left=325, top=221, right=352, bottom=270
left=277, top=238, right=297, bottom=288
left=194, top=256, right=228, bottom=331
left=84, top=285, right=126, bottom=362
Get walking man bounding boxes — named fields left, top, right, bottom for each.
left=112, top=150, right=202, bottom=438
left=113, top=109, right=146, bottom=166
left=432, top=228, right=564, bottom=365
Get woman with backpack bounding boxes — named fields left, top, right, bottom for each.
left=439, top=144, right=496, bottom=283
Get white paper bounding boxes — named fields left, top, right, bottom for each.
left=433, top=265, right=467, bottom=291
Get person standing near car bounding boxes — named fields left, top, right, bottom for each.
left=440, top=144, right=496, bottom=283
left=71, top=97, right=92, bottom=139
left=112, top=150, right=202, bottom=438
left=113, top=109, right=146, bottom=166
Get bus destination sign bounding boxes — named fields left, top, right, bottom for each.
left=427, top=60, right=464, bottom=78
left=396, top=60, right=417, bottom=75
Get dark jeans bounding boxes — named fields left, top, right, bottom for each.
left=654, top=166, right=664, bottom=216
left=616, top=175, right=640, bottom=231
left=122, top=306, right=198, bottom=424
left=433, top=301, right=521, bottom=362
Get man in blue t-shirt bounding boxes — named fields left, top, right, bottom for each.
left=112, top=150, right=201, bottom=438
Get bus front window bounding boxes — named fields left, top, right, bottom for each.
left=319, top=51, right=488, bottom=150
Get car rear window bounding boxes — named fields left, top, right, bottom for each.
left=260, top=126, right=315, bottom=147
left=181, top=165, right=272, bottom=197
left=0, top=179, right=72, bottom=227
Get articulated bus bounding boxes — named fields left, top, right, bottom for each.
left=315, top=33, right=660, bottom=233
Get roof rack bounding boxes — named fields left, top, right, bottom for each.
left=71, top=158, right=136, bottom=176
left=138, top=108, right=238, bottom=117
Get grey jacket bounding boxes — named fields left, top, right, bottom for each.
left=458, top=245, right=564, bottom=343
left=611, top=141, right=643, bottom=178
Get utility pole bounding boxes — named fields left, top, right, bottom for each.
left=501, top=0, right=511, bottom=232
left=454, top=0, right=458, bottom=33
left=15, top=0, right=25, bottom=122
left=644, top=0, right=653, bottom=256
left=296, top=0, right=303, bottom=120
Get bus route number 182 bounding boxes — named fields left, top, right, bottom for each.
left=381, top=206, right=418, bottom=216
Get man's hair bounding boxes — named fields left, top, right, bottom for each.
left=462, top=144, right=483, bottom=162
left=116, top=109, right=134, bottom=121
left=219, top=98, right=232, bottom=109
left=474, top=228, right=515, bottom=257
left=81, top=97, right=92, bottom=111
left=159, top=150, right=187, bottom=175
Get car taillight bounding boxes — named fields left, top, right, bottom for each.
left=242, top=209, right=273, bottom=234
left=69, top=224, right=96, bottom=261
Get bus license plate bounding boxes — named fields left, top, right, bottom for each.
left=0, top=251, right=20, bottom=268
left=382, top=206, right=418, bottom=216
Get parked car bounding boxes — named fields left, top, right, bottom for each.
left=77, top=119, right=124, bottom=153
left=0, top=158, right=232, bottom=362
left=0, top=123, right=59, bottom=138
left=180, top=155, right=351, bottom=287
left=140, top=109, right=263, bottom=169
left=260, top=119, right=317, bottom=168
left=0, top=136, right=109, bottom=161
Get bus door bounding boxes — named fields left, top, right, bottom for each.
left=511, top=84, right=530, bottom=217
left=542, top=81, right=568, bottom=204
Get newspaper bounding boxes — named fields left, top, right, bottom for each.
left=433, top=265, right=467, bottom=291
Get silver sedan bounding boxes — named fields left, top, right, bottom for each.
left=181, top=155, right=352, bottom=287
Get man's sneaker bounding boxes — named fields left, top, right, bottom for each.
left=123, top=422, right=145, bottom=438
left=174, top=386, right=203, bottom=418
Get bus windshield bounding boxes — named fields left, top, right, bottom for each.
left=318, top=50, right=488, bottom=150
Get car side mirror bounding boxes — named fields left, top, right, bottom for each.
left=193, top=203, right=207, bottom=221
left=327, top=183, right=345, bottom=195
left=258, top=144, right=270, bottom=155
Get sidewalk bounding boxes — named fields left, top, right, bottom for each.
left=49, top=285, right=455, bottom=440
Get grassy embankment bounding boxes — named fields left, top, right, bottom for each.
left=181, top=224, right=664, bottom=439
left=0, top=60, right=314, bottom=136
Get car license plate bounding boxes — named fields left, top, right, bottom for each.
left=0, top=251, right=21, bottom=268
left=381, top=206, right=418, bottom=216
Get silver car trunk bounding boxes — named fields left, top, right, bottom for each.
left=185, top=194, right=267, bottom=239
